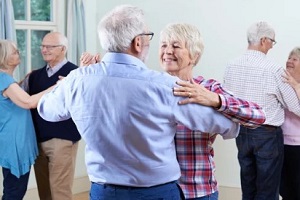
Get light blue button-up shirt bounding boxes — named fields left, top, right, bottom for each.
left=38, top=52, right=239, bottom=187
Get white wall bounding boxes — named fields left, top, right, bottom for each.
left=90, top=0, right=300, bottom=77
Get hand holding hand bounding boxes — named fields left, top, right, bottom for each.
left=56, top=76, right=65, bottom=84
left=173, top=80, right=221, bottom=108
left=80, top=52, right=101, bottom=67
left=94, top=53, right=101, bottom=63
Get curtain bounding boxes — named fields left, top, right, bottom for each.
left=0, top=0, right=16, bottom=40
left=66, top=0, right=86, bottom=66
left=0, top=0, right=20, bottom=80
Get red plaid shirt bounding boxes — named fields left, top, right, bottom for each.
left=176, top=76, right=266, bottom=198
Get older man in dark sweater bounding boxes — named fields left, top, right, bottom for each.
left=22, top=32, right=81, bottom=200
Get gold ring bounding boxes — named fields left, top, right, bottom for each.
left=188, top=92, right=192, bottom=98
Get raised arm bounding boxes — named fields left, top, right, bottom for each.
left=3, top=82, right=54, bottom=109
left=173, top=77, right=266, bottom=128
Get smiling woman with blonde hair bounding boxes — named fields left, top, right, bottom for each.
left=159, top=23, right=266, bottom=200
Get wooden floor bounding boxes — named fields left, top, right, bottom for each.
left=73, top=191, right=89, bottom=200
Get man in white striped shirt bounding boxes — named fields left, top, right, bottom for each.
left=224, top=21, right=300, bottom=200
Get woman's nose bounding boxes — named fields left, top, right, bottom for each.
left=165, top=46, right=173, bottom=54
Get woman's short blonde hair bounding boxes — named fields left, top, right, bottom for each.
left=160, top=23, right=204, bottom=66
left=0, top=40, right=16, bottom=69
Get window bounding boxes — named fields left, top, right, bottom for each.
left=12, top=0, right=64, bottom=80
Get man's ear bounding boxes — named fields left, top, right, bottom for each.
left=260, top=37, right=266, bottom=46
left=61, top=45, right=66, bottom=53
left=132, top=36, right=143, bottom=53
left=259, top=37, right=269, bottom=52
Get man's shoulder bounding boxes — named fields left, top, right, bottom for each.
left=30, top=66, right=46, bottom=76
left=59, top=62, right=79, bottom=76
left=261, top=57, right=282, bottom=74
left=227, top=51, right=281, bottom=69
left=225, top=54, right=244, bottom=67
left=64, top=61, right=78, bottom=69
left=140, top=68, right=180, bottom=88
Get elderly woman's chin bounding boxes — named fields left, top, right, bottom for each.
left=161, top=63, right=177, bottom=72
left=11, top=61, right=21, bottom=70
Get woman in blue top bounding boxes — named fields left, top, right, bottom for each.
left=0, top=40, right=53, bottom=200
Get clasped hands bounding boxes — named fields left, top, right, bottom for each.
left=80, top=52, right=101, bottom=66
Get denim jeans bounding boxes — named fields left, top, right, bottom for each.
left=236, top=126, right=284, bottom=200
left=90, top=181, right=182, bottom=200
left=187, top=191, right=218, bottom=200
left=2, top=167, right=30, bottom=200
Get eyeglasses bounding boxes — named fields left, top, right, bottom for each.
left=136, top=32, right=154, bottom=41
left=267, top=38, right=277, bottom=46
left=40, top=45, right=63, bottom=50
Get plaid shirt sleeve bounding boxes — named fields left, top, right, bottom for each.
left=194, top=76, right=266, bottom=128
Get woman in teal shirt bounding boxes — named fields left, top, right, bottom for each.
left=0, top=40, right=52, bottom=200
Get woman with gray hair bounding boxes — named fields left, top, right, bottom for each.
left=159, top=23, right=265, bottom=200
left=0, top=40, right=52, bottom=199
left=280, top=47, right=300, bottom=200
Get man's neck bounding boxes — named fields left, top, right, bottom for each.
left=48, top=58, right=66, bottom=68
left=248, top=45, right=267, bottom=55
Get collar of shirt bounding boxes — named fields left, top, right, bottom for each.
left=101, top=52, right=148, bottom=70
left=245, top=49, right=267, bottom=58
left=46, top=58, right=68, bottom=77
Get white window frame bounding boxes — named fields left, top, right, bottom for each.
left=14, top=0, right=65, bottom=75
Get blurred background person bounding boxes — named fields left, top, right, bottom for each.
left=20, top=32, right=81, bottom=200
left=280, top=47, right=300, bottom=200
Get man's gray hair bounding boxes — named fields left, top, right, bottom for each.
left=247, top=21, right=275, bottom=45
left=98, top=5, right=146, bottom=52
left=160, top=23, right=204, bottom=66
left=52, top=32, right=68, bottom=51
left=59, top=33, right=68, bottom=51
